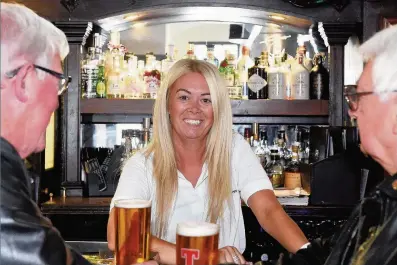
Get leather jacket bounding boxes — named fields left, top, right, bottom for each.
left=324, top=172, right=397, bottom=265
left=0, top=137, right=91, bottom=265
left=280, top=173, right=397, bottom=265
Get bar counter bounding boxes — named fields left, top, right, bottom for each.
left=42, top=197, right=353, bottom=261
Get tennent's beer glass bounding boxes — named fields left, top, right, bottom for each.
left=176, top=222, right=219, bottom=265
left=114, top=199, right=151, bottom=265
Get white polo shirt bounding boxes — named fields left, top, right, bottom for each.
left=110, top=133, right=272, bottom=253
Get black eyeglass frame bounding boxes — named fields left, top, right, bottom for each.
left=344, top=89, right=397, bottom=111
left=5, top=64, right=72, bottom=95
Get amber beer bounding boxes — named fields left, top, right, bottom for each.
left=176, top=222, right=219, bottom=265
left=114, top=199, right=151, bottom=265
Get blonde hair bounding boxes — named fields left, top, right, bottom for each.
left=145, top=59, right=233, bottom=238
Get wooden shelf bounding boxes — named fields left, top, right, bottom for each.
left=80, top=99, right=329, bottom=116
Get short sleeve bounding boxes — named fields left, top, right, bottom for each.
left=110, top=152, right=152, bottom=211
left=232, top=134, right=273, bottom=204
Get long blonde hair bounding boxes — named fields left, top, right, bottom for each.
left=145, top=59, right=233, bottom=238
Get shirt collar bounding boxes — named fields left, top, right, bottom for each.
left=377, top=173, right=397, bottom=199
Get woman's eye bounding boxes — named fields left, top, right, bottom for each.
left=179, top=95, right=188, bottom=100
left=202, top=98, right=212, bottom=104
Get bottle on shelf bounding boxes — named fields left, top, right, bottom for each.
left=268, top=54, right=286, bottom=99
left=265, top=148, right=284, bottom=188
left=106, top=54, right=123, bottom=99
left=183, top=43, right=197, bottom=60
left=290, top=46, right=310, bottom=100
left=236, top=45, right=255, bottom=100
left=253, top=129, right=271, bottom=168
left=244, top=127, right=252, bottom=146
left=143, top=54, right=161, bottom=99
left=310, top=53, right=329, bottom=100
left=161, top=44, right=176, bottom=77
left=250, top=123, right=260, bottom=149
left=204, top=45, right=219, bottom=67
left=224, top=53, right=240, bottom=98
left=124, top=54, right=140, bottom=99
left=247, top=54, right=268, bottom=100
left=96, top=63, right=106, bottom=98
left=93, top=33, right=106, bottom=98
left=284, top=142, right=303, bottom=189
left=81, top=47, right=99, bottom=99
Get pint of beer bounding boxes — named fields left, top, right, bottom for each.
left=114, top=199, right=151, bottom=265
left=176, top=222, right=219, bottom=265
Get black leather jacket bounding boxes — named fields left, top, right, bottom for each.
left=0, top=137, right=91, bottom=265
left=280, top=171, right=397, bottom=265
left=324, top=172, right=397, bottom=265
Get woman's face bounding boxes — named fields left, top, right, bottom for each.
left=168, top=72, right=214, bottom=142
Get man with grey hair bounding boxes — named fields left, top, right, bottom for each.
left=0, top=3, right=160, bottom=265
left=281, top=25, right=397, bottom=265
left=0, top=2, right=92, bottom=265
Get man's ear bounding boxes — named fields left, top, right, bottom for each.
left=14, top=64, right=34, bottom=103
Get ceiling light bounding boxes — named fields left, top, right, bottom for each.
left=124, top=15, right=140, bottom=21
left=266, top=23, right=281, bottom=28
left=132, top=22, right=147, bottom=28
left=270, top=15, right=286, bottom=21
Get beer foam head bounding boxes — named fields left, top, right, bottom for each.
left=114, top=199, right=151, bottom=208
left=177, top=222, right=219, bottom=237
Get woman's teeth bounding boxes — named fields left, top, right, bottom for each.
left=184, top=119, right=202, bottom=125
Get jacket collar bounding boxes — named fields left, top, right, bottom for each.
left=377, top=173, right=397, bottom=199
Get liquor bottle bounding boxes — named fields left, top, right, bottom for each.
left=265, top=148, right=284, bottom=188
left=284, top=142, right=303, bottom=189
left=310, top=53, right=329, bottom=100
left=244, top=128, right=252, bottom=146
left=205, top=45, right=219, bottom=67
left=291, top=46, right=310, bottom=99
left=183, top=43, right=197, bottom=60
left=124, top=56, right=140, bottom=99
left=268, top=54, right=285, bottom=99
left=219, top=50, right=229, bottom=78
left=94, top=33, right=106, bottom=98
left=106, top=54, right=123, bottom=99
left=250, top=123, right=260, bottom=149
left=254, top=130, right=271, bottom=168
left=161, top=44, right=175, bottom=77
left=96, top=63, right=106, bottom=98
left=236, top=46, right=255, bottom=100
left=247, top=56, right=268, bottom=99
left=81, top=47, right=99, bottom=99
left=143, top=55, right=161, bottom=99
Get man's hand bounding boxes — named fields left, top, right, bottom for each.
left=276, top=239, right=327, bottom=265
left=218, top=246, right=246, bottom=264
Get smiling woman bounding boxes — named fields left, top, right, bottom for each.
left=107, top=59, right=309, bottom=265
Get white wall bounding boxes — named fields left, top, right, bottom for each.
left=166, top=22, right=230, bottom=57
left=120, top=24, right=166, bottom=55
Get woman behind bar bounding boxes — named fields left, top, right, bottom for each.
left=107, top=59, right=308, bottom=264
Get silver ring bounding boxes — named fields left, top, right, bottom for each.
left=232, top=254, right=240, bottom=264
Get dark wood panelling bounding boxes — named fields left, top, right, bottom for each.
left=81, top=99, right=329, bottom=116
left=322, top=23, right=360, bottom=126
left=364, top=0, right=397, bottom=41
left=56, top=22, right=93, bottom=196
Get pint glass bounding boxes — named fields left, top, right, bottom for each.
left=114, top=199, right=151, bottom=265
left=176, top=222, right=219, bottom=265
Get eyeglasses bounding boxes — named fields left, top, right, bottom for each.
left=5, top=64, right=72, bottom=95
left=344, top=85, right=397, bottom=111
